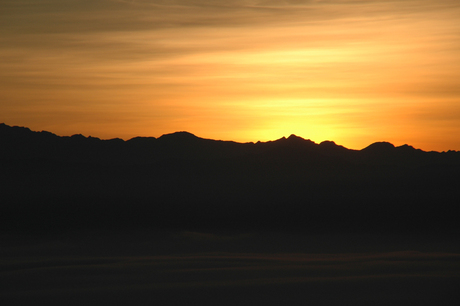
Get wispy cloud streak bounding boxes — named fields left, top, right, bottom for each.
left=1, top=0, right=460, bottom=149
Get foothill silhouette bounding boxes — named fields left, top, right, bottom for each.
left=1, top=123, right=459, bottom=234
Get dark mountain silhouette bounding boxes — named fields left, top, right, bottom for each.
left=1, top=123, right=459, bottom=234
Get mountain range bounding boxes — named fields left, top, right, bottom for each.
left=1, top=123, right=459, bottom=234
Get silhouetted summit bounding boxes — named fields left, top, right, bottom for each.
left=1, top=123, right=459, bottom=234
left=159, top=131, right=199, bottom=142
left=287, top=134, right=304, bottom=142
left=319, top=140, right=348, bottom=154
left=362, top=141, right=395, bottom=153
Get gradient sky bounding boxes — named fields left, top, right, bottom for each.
left=1, top=0, right=460, bottom=150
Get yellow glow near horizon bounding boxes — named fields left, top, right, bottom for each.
left=1, top=1, right=460, bottom=150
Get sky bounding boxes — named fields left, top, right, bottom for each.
left=1, top=0, right=460, bottom=151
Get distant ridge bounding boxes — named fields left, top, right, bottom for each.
left=1, top=122, right=458, bottom=164
left=2, top=122, right=455, bottom=151
left=1, top=123, right=460, bottom=234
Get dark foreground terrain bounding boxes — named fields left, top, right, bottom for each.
left=2, top=231, right=460, bottom=305
left=1, top=123, right=459, bottom=305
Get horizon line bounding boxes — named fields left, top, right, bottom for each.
left=2, top=122, right=457, bottom=153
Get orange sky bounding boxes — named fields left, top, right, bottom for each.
left=1, top=0, right=460, bottom=151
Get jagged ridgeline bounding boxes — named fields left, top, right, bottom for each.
left=1, top=123, right=459, bottom=234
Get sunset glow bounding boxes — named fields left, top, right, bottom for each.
left=2, top=0, right=460, bottom=150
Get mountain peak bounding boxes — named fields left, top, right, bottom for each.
left=397, top=144, right=415, bottom=150
left=319, top=140, right=336, bottom=146
left=287, top=134, right=303, bottom=140
left=362, top=141, right=395, bottom=152
left=159, top=131, right=199, bottom=140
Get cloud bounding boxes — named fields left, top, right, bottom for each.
left=1, top=0, right=460, bottom=149
left=3, top=0, right=458, bottom=35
